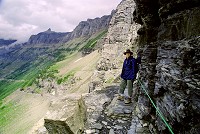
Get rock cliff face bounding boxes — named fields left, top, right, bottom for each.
left=133, top=0, right=200, bottom=133
left=70, top=15, right=113, bottom=39
left=102, top=0, right=140, bottom=63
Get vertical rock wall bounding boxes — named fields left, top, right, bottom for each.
left=133, top=0, right=200, bottom=133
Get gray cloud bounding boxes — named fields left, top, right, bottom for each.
left=0, top=0, right=120, bottom=42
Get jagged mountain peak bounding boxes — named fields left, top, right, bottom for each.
left=47, top=28, right=51, bottom=32
left=27, top=30, right=69, bottom=45
left=43, top=28, right=55, bottom=33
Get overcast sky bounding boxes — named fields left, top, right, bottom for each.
left=0, top=0, right=121, bottom=42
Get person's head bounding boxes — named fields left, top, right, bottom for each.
left=123, top=49, right=133, bottom=58
left=126, top=53, right=131, bottom=58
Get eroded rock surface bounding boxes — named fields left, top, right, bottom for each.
left=133, top=0, right=200, bottom=133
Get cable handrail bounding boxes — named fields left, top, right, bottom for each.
left=138, top=78, right=174, bottom=134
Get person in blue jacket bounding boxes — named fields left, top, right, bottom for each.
left=118, top=49, right=140, bottom=104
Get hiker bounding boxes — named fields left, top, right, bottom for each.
left=118, top=49, right=140, bottom=104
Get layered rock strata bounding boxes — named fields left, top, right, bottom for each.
left=133, top=0, right=200, bottom=133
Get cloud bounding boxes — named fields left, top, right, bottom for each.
left=0, top=0, right=121, bottom=42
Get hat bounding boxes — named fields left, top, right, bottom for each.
left=123, top=49, right=133, bottom=55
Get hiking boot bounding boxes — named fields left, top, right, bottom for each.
left=117, top=95, right=124, bottom=101
left=124, top=97, right=132, bottom=104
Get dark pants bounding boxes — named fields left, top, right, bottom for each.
left=119, top=79, right=134, bottom=98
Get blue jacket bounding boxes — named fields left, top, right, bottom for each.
left=121, top=56, right=137, bottom=80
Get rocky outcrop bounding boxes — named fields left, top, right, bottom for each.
left=133, top=0, right=200, bottom=133
left=22, top=0, right=200, bottom=133
left=43, top=94, right=86, bottom=134
left=32, top=0, right=200, bottom=133
left=153, top=37, right=200, bottom=133
left=102, top=0, right=140, bottom=62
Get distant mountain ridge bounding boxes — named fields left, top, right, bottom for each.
left=0, top=12, right=114, bottom=58
left=0, top=39, right=17, bottom=46
left=27, top=28, right=70, bottom=45
left=70, top=15, right=113, bottom=39
left=26, top=14, right=114, bottom=45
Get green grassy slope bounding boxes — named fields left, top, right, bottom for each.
left=0, top=101, right=26, bottom=132
left=0, top=30, right=107, bottom=101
